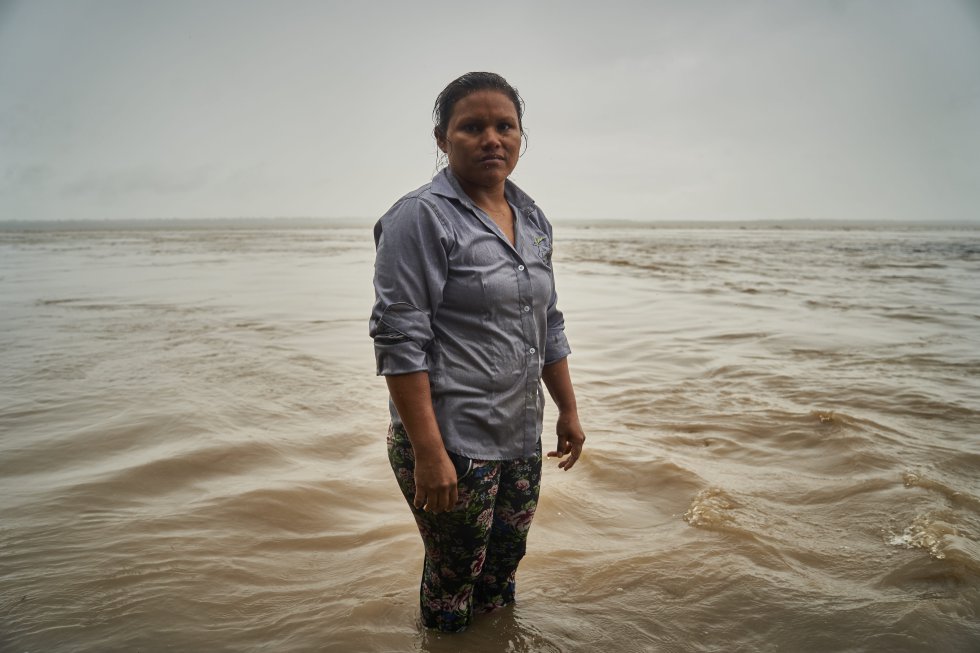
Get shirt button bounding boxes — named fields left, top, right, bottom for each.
left=517, top=265, right=525, bottom=271
left=529, top=347, right=536, bottom=354
left=523, top=305, right=530, bottom=312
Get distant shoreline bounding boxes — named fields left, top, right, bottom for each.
left=0, top=216, right=977, bottom=232
left=0, top=217, right=369, bottom=232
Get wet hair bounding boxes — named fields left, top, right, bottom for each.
left=432, top=72, right=525, bottom=142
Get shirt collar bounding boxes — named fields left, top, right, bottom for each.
left=430, top=167, right=536, bottom=215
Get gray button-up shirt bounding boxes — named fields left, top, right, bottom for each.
left=369, top=168, right=571, bottom=459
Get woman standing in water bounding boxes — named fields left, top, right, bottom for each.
left=369, top=72, right=586, bottom=633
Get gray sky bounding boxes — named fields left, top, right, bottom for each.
left=1, top=0, right=978, bottom=222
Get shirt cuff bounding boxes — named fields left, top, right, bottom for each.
left=375, top=340, right=429, bottom=376
left=543, top=330, right=571, bottom=365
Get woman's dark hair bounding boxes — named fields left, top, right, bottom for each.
left=433, top=72, right=525, bottom=141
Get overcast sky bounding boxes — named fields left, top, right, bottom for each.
left=1, top=0, right=978, bottom=222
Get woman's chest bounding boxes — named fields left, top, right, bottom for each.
left=441, top=221, right=553, bottom=313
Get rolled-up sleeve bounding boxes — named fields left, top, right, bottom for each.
left=369, top=197, right=452, bottom=376
left=544, top=309, right=571, bottom=365
left=541, top=216, right=571, bottom=365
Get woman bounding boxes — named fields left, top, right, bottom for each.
left=369, top=72, right=586, bottom=633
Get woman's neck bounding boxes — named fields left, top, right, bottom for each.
left=450, top=169, right=515, bottom=245
left=451, top=170, right=508, bottom=211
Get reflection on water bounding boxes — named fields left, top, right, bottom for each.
left=1, top=225, right=978, bottom=651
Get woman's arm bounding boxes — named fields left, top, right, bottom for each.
left=385, top=371, right=457, bottom=512
left=371, top=199, right=457, bottom=511
left=541, top=357, right=586, bottom=470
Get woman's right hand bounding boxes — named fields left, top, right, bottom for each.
left=413, top=449, right=458, bottom=513
left=384, top=371, right=458, bottom=512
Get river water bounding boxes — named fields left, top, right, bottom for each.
left=1, top=224, right=978, bottom=652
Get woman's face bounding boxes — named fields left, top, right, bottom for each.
left=437, top=90, right=522, bottom=193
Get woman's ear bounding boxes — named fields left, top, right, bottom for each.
left=434, top=127, right=448, bottom=153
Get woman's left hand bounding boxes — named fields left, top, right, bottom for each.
left=547, top=411, right=586, bottom=471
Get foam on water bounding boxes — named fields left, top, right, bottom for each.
left=888, top=512, right=957, bottom=560
left=683, top=487, right=740, bottom=529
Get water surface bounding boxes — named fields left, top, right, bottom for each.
left=1, top=224, right=978, bottom=651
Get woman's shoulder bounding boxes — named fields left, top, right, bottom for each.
left=382, top=179, right=440, bottom=217
left=386, top=179, right=436, bottom=211
left=375, top=181, right=455, bottom=245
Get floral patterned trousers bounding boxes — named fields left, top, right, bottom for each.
left=387, top=425, right=542, bottom=633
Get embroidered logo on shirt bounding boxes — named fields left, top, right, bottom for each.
left=531, top=235, right=552, bottom=265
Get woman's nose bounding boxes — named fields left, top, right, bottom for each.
left=481, top=128, right=501, bottom=147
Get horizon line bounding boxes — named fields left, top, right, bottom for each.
left=1, top=216, right=978, bottom=232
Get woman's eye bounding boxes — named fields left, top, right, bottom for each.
left=498, top=123, right=513, bottom=132
left=463, top=124, right=480, bottom=133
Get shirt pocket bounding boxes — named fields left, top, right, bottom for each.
left=527, top=229, right=553, bottom=267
